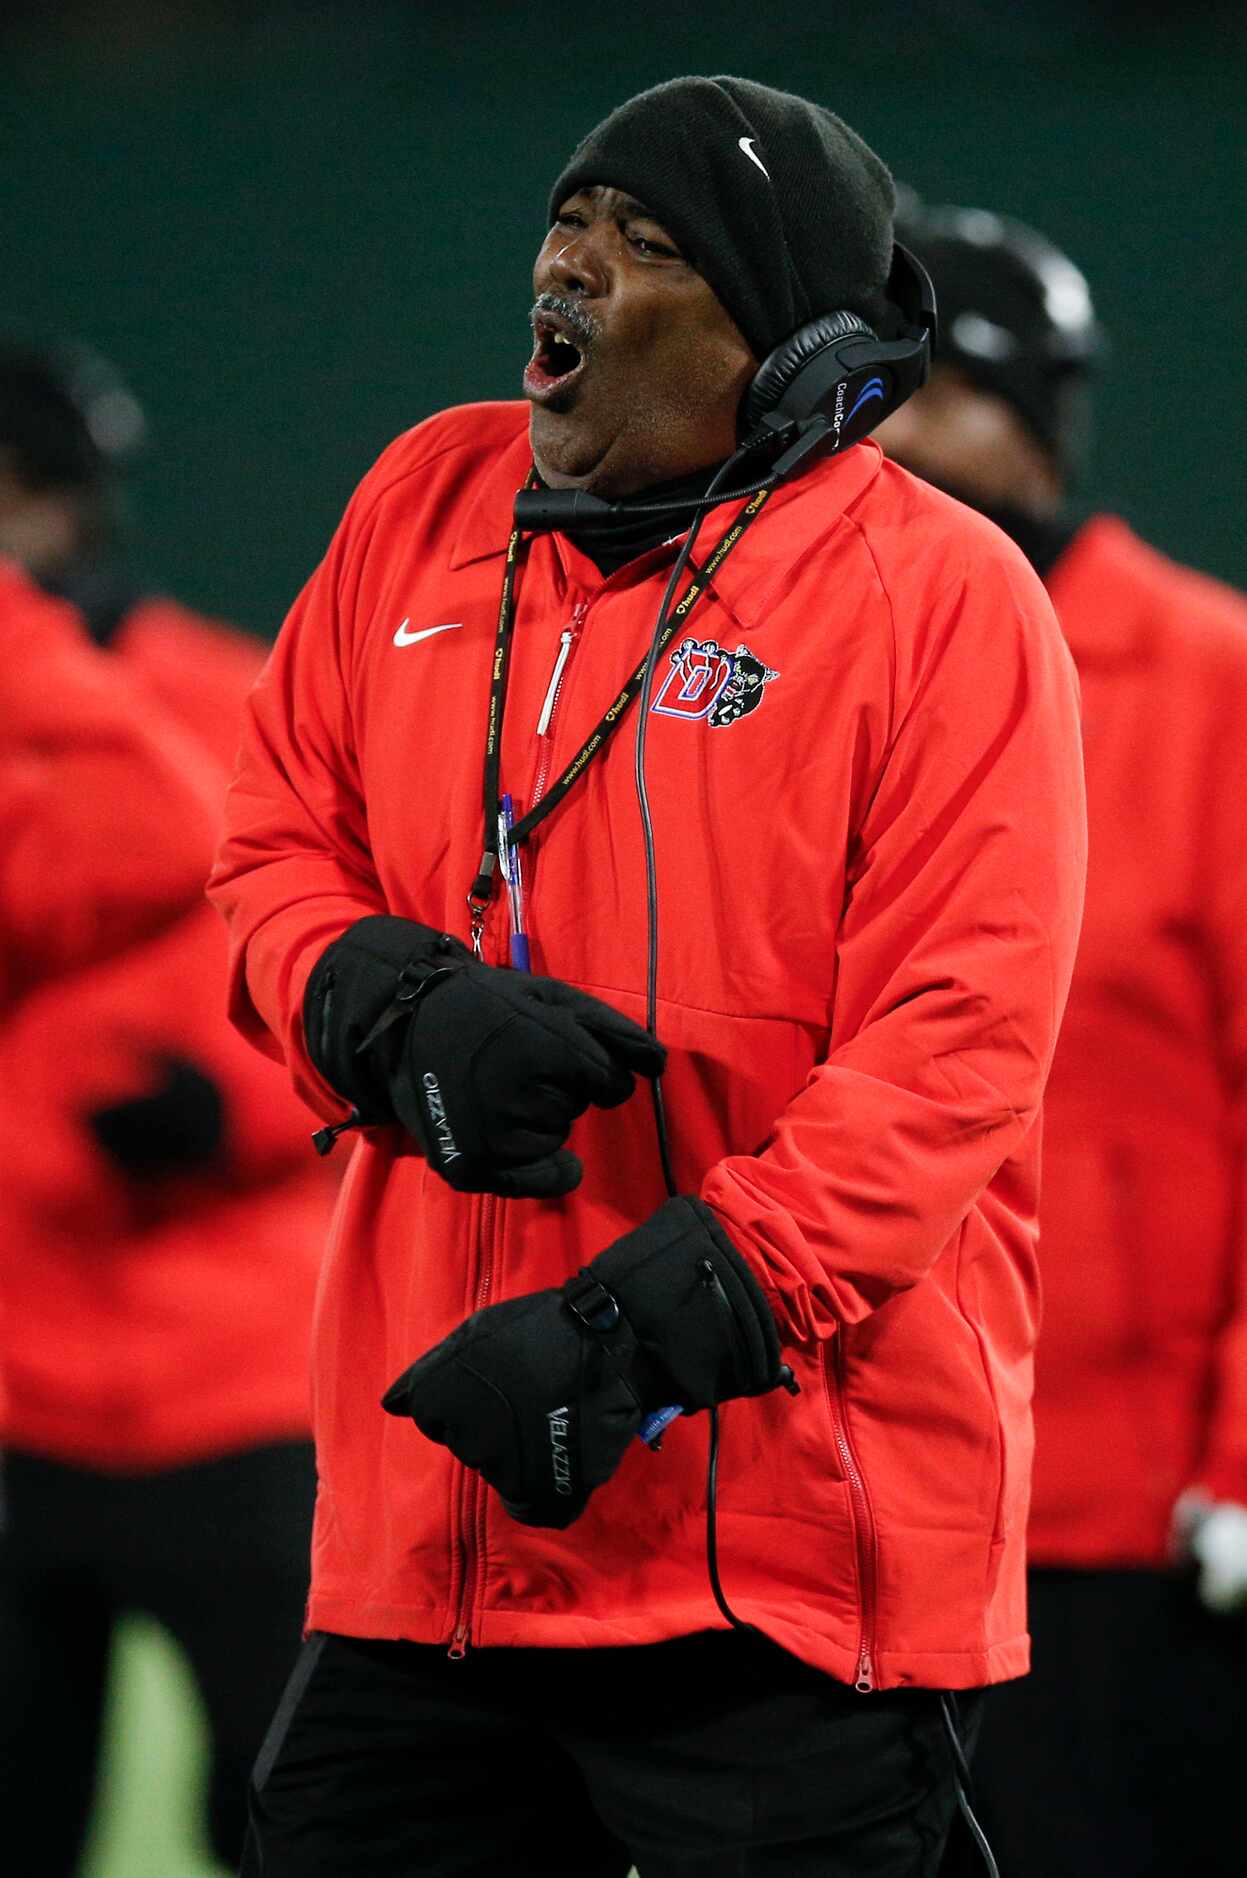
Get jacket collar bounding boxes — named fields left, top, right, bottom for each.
left=696, top=441, right=885, bottom=635
left=449, top=428, right=540, bottom=570
left=448, top=424, right=886, bottom=609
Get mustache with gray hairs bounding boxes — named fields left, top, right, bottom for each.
left=530, top=293, right=601, bottom=350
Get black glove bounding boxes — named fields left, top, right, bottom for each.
left=304, top=916, right=665, bottom=1198
left=381, top=1196, right=790, bottom=1528
left=88, top=1055, right=225, bottom=1178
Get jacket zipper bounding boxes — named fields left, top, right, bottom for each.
left=448, top=1117, right=506, bottom=1652
left=828, top=1337, right=879, bottom=1692
left=451, top=607, right=585, bottom=1657
left=530, top=602, right=587, bottom=808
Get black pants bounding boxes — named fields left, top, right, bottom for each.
left=0, top=1440, right=315, bottom=1873
left=973, top=1566, right=1247, bottom=1877
left=242, top=1628, right=983, bottom=1877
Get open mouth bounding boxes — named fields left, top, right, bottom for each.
left=524, top=306, right=591, bottom=404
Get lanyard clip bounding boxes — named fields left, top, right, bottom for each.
left=467, top=850, right=498, bottom=957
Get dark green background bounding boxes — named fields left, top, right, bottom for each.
left=3, top=1, right=1243, bottom=634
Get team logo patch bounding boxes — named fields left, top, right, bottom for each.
left=651, top=637, right=780, bottom=728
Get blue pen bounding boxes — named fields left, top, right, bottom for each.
left=637, top=1405, right=683, bottom=1449
left=499, top=794, right=531, bottom=973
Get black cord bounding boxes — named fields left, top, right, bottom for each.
left=630, top=447, right=999, bottom=1876
left=705, top=1403, right=753, bottom=1633
left=939, top=1693, right=1001, bottom=1878
left=612, top=469, right=777, bottom=518
left=648, top=1077, right=679, bottom=1213
left=633, top=461, right=732, bottom=1054
left=634, top=446, right=764, bottom=1193
left=614, top=426, right=781, bottom=521
left=632, top=449, right=761, bottom=1640
left=635, top=511, right=706, bottom=1202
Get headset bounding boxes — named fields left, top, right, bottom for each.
left=739, top=239, right=936, bottom=467
left=514, top=250, right=998, bottom=1874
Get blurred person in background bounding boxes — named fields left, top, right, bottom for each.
left=0, top=555, right=219, bottom=1006
left=877, top=203, right=1247, bottom=1878
left=211, top=78, right=1085, bottom=1878
left=0, top=345, right=334, bottom=1875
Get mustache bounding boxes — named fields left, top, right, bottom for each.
left=530, top=293, right=601, bottom=350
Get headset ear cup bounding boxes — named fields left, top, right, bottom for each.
left=742, top=311, right=876, bottom=433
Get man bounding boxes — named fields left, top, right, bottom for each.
left=0, top=347, right=333, bottom=1872
left=0, top=556, right=218, bottom=1006
left=877, top=202, right=1247, bottom=1877
left=210, top=78, right=1086, bottom=1877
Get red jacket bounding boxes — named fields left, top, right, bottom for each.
left=0, top=563, right=218, bottom=1007
left=0, top=597, right=332, bottom=1470
left=210, top=404, right=1086, bottom=1691
left=1026, top=517, right=1247, bottom=1567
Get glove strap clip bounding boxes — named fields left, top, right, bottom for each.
left=356, top=961, right=461, bottom=1055
left=563, top=1270, right=622, bottom=1335
left=310, top=1107, right=365, bottom=1158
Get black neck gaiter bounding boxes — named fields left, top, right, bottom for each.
left=972, top=499, right=1081, bottom=582
left=564, top=463, right=725, bottom=577
left=40, top=555, right=146, bottom=648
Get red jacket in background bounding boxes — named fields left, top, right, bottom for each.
left=0, top=596, right=333, bottom=1470
left=0, top=562, right=218, bottom=1007
left=210, top=404, right=1086, bottom=1691
left=1027, top=516, right=1247, bottom=1566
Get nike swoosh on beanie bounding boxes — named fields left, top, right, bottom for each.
left=546, top=75, right=896, bottom=359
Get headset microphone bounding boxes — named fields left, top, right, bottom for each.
left=512, top=488, right=621, bottom=531
left=512, top=446, right=775, bottom=534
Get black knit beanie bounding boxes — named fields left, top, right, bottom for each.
left=547, top=76, right=896, bottom=360
left=895, top=204, right=1103, bottom=474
